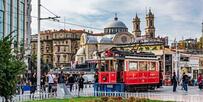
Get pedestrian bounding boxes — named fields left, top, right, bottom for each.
left=58, top=71, right=65, bottom=83
left=172, top=72, right=178, bottom=92
left=78, top=74, right=84, bottom=92
left=52, top=74, right=58, bottom=95
left=47, top=71, right=56, bottom=93
left=198, top=74, right=202, bottom=90
left=41, top=72, right=47, bottom=92
left=182, top=72, right=189, bottom=92
left=159, top=71, right=163, bottom=87
left=68, top=74, right=75, bottom=92
left=30, top=73, right=37, bottom=94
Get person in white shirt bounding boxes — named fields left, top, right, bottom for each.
left=47, top=71, right=56, bottom=93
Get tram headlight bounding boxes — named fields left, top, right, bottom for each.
left=102, top=76, right=107, bottom=81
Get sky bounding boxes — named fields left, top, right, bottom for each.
left=31, top=0, right=203, bottom=43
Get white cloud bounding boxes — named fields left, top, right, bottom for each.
left=31, top=0, right=203, bottom=42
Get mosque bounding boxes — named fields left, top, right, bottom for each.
left=75, top=9, right=168, bottom=64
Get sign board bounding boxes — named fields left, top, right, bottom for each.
left=189, top=57, right=199, bottom=68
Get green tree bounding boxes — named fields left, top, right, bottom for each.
left=0, top=35, right=26, bottom=102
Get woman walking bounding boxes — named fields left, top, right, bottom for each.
left=198, top=74, right=202, bottom=90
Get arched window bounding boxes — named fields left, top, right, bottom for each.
left=150, top=33, right=154, bottom=37
left=136, top=24, right=139, bottom=29
left=150, top=20, right=153, bottom=27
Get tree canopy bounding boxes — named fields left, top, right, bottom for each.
left=0, top=35, right=26, bottom=102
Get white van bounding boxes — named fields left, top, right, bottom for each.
left=83, top=74, right=95, bottom=83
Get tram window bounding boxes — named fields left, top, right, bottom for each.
left=129, top=61, right=138, bottom=71
left=150, top=62, right=156, bottom=71
left=139, top=61, right=147, bottom=71
left=109, top=60, right=115, bottom=71
left=100, top=63, right=108, bottom=72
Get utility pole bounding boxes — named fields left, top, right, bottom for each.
left=202, top=21, right=203, bottom=50
left=37, top=0, right=60, bottom=93
left=175, top=39, right=178, bottom=76
left=37, top=0, right=41, bottom=93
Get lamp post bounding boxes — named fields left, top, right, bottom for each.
left=37, top=0, right=41, bottom=93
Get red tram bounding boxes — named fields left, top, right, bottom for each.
left=94, top=49, right=161, bottom=92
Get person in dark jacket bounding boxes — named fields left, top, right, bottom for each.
left=30, top=73, right=37, bottom=94
left=182, top=72, right=189, bottom=92
left=78, top=75, right=84, bottom=92
left=58, top=71, right=65, bottom=83
left=68, top=74, right=75, bottom=92
left=41, top=72, right=47, bottom=92
left=172, top=72, right=178, bottom=92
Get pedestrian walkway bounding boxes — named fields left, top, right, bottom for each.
left=1, top=85, right=203, bottom=102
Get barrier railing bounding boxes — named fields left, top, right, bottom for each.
left=1, top=84, right=203, bottom=102
left=0, top=92, right=57, bottom=102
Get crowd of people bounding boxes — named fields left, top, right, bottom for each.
left=17, top=70, right=203, bottom=94
left=18, top=71, right=85, bottom=94
left=172, top=72, right=203, bottom=92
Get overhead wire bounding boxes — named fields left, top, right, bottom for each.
left=40, top=4, right=59, bottom=17
left=0, top=5, right=103, bottom=31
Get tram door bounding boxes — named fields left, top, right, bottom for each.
left=117, top=60, right=124, bottom=83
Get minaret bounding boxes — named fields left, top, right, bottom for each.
left=145, top=9, right=155, bottom=38
left=202, top=21, right=203, bottom=37
left=132, top=14, right=141, bottom=37
left=114, top=13, right=118, bottom=21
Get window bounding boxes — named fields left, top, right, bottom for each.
left=57, top=55, right=60, bottom=62
left=81, top=57, right=83, bottom=63
left=100, top=62, right=108, bottom=72
left=180, top=56, right=189, bottom=61
left=109, top=60, right=114, bottom=71
left=57, top=46, right=60, bottom=52
left=129, top=61, right=138, bottom=70
left=63, top=55, right=66, bottom=62
left=150, top=20, right=153, bottom=27
left=150, top=62, right=156, bottom=71
left=64, top=46, right=66, bottom=52
left=136, top=24, right=139, bottom=29
left=139, top=61, right=147, bottom=71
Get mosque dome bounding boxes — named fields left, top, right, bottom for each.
left=87, top=36, right=98, bottom=43
left=104, top=14, right=128, bottom=34
left=99, top=37, right=112, bottom=43
left=105, top=20, right=127, bottom=28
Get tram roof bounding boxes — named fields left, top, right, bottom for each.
left=87, top=55, right=158, bottom=61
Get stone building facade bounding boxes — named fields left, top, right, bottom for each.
left=76, top=10, right=168, bottom=64
left=31, top=29, right=84, bottom=68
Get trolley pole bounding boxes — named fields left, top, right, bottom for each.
left=37, top=0, right=41, bottom=93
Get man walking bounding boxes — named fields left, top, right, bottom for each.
left=78, top=74, right=84, bottom=92
left=47, top=71, right=55, bottom=93
left=182, top=72, right=189, bottom=92
left=30, top=73, right=37, bottom=94
left=68, top=74, right=75, bottom=92
left=172, top=72, right=178, bottom=92
left=58, top=71, right=65, bottom=84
